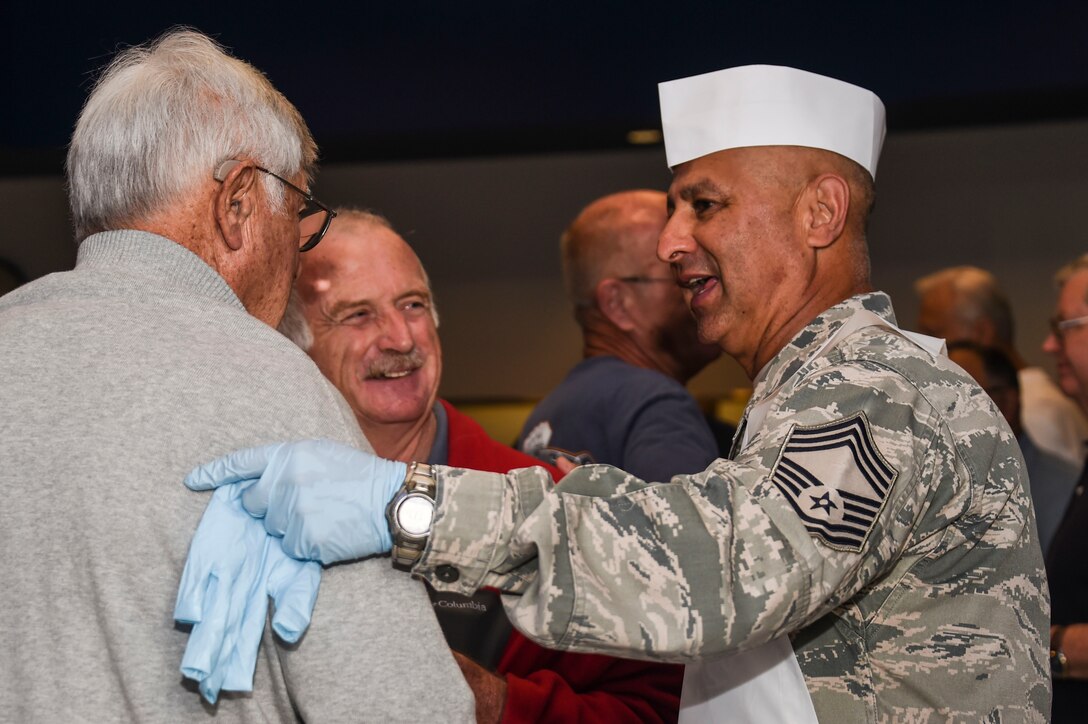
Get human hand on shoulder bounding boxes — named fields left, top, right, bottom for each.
left=185, top=439, right=407, bottom=563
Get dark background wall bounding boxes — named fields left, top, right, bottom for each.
left=2, top=2, right=1086, bottom=401
left=4, top=119, right=1084, bottom=401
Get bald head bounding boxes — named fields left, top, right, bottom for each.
left=561, top=189, right=720, bottom=382
left=914, top=265, right=1014, bottom=348
left=562, top=190, right=669, bottom=308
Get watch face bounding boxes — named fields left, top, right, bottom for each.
left=397, top=494, right=435, bottom=537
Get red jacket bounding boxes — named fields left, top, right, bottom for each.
left=441, top=400, right=682, bottom=723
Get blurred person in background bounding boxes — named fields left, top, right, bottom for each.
left=1041, top=253, right=1088, bottom=722
left=947, top=340, right=1078, bottom=553
left=916, top=265, right=1088, bottom=466
left=518, top=189, right=723, bottom=480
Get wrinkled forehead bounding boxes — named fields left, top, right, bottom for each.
left=667, top=147, right=784, bottom=204
left=299, top=222, right=430, bottom=300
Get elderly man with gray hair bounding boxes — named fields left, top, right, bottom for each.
left=0, top=29, right=472, bottom=721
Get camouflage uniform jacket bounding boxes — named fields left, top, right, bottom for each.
left=418, top=292, right=1051, bottom=722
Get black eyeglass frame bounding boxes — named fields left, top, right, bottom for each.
left=213, top=159, right=336, bottom=252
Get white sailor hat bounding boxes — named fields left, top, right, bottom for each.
left=658, top=64, right=886, bottom=178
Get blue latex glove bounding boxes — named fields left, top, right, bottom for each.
left=175, top=484, right=321, bottom=704
left=184, top=439, right=407, bottom=564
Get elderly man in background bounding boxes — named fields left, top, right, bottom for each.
left=183, top=65, right=1050, bottom=721
left=1042, top=253, right=1088, bottom=722
left=916, top=265, right=1088, bottom=466
left=518, top=190, right=722, bottom=480
left=280, top=208, right=683, bottom=723
left=0, top=30, right=473, bottom=721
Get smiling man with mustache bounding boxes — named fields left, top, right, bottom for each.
left=280, top=208, right=683, bottom=723
left=288, top=211, right=444, bottom=462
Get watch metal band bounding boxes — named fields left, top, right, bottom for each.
left=390, top=462, right=436, bottom=570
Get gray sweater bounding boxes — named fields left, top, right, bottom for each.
left=0, top=230, right=473, bottom=722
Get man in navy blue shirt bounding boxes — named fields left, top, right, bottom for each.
left=518, top=190, right=724, bottom=481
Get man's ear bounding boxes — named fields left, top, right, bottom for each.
left=594, top=278, right=637, bottom=332
left=804, top=173, right=850, bottom=249
left=213, top=161, right=260, bottom=251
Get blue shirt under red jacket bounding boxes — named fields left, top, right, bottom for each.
left=435, top=399, right=682, bottom=723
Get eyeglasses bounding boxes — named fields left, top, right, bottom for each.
left=214, top=160, right=336, bottom=252
left=1049, top=314, right=1088, bottom=342
left=617, top=276, right=677, bottom=285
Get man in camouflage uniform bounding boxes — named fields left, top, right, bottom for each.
left=183, top=65, right=1051, bottom=721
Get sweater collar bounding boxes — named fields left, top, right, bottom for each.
left=77, top=230, right=245, bottom=311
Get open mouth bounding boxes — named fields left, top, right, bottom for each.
left=371, top=369, right=413, bottom=380
left=367, top=366, right=418, bottom=381
left=678, top=273, right=720, bottom=306
left=682, top=275, right=716, bottom=294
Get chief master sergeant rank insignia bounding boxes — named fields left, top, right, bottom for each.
left=770, top=412, right=897, bottom=552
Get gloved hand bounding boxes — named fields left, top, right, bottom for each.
left=175, top=484, right=321, bottom=704
left=184, top=439, right=407, bottom=564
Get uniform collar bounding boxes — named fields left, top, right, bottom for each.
left=749, top=292, right=897, bottom=407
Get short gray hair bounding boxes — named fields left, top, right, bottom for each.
left=914, top=265, right=1014, bottom=345
left=278, top=288, right=315, bottom=351
left=67, top=28, right=317, bottom=242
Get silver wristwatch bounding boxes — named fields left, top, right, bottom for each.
left=386, top=462, right=436, bottom=570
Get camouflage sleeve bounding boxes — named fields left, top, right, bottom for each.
left=420, top=463, right=553, bottom=593
left=419, top=358, right=966, bottom=661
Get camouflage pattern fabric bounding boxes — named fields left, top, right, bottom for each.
left=419, top=292, right=1051, bottom=722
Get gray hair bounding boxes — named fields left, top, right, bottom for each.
left=67, top=28, right=317, bottom=242
left=914, top=265, right=1014, bottom=345
left=277, top=208, right=439, bottom=348
left=278, top=288, right=315, bottom=351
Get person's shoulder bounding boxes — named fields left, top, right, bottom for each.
left=1018, top=366, right=1058, bottom=393
left=793, top=326, right=991, bottom=439
left=0, top=267, right=103, bottom=316
left=834, top=326, right=975, bottom=391
left=199, top=317, right=369, bottom=448
left=541, top=357, right=662, bottom=410
left=582, top=356, right=685, bottom=395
